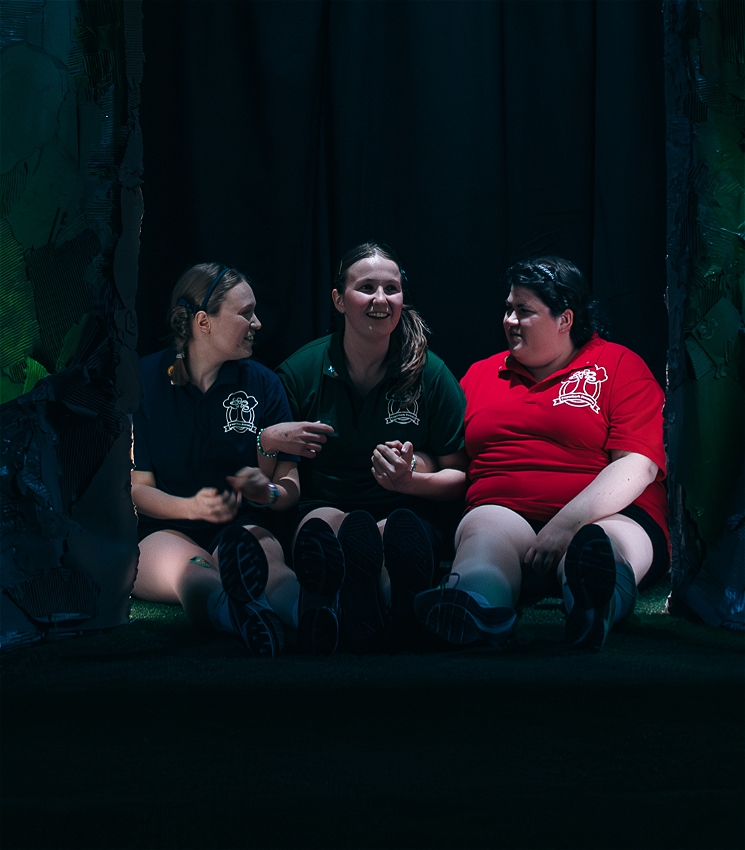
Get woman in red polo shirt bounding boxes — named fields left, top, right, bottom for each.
left=413, top=256, right=669, bottom=653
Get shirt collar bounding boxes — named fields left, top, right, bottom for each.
left=499, top=334, right=603, bottom=383
left=323, top=330, right=347, bottom=381
left=162, top=348, right=242, bottom=391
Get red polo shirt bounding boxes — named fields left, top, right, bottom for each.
left=461, top=336, right=668, bottom=540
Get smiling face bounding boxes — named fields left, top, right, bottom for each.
left=332, top=254, right=404, bottom=342
left=503, top=285, right=575, bottom=379
left=205, top=281, right=261, bottom=361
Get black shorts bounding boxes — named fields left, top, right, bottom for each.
left=522, top=504, right=670, bottom=599
left=136, top=505, right=284, bottom=555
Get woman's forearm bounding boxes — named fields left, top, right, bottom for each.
left=132, top=483, right=196, bottom=520
left=401, top=468, right=468, bottom=501
left=550, top=452, right=659, bottom=534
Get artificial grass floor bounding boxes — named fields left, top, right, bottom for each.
left=2, top=578, right=743, bottom=850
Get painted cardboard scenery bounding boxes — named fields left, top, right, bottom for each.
left=0, top=1, right=141, bottom=648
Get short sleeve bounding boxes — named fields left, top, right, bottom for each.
left=423, top=355, right=466, bottom=457
left=605, top=349, right=666, bottom=475
left=132, top=401, right=153, bottom=473
left=275, top=360, right=302, bottom=420
left=257, top=368, right=300, bottom=463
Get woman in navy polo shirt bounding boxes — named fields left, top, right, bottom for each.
left=132, top=263, right=325, bottom=657
left=277, top=243, right=468, bottom=654
left=412, top=256, right=670, bottom=653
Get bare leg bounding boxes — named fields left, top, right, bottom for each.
left=556, top=514, right=653, bottom=586
left=297, top=509, right=393, bottom=603
left=451, top=505, right=537, bottom=608
left=297, top=507, right=347, bottom=536
left=133, top=530, right=221, bottom=629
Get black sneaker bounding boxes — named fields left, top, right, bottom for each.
left=218, top=524, right=285, bottom=658
left=413, top=581, right=516, bottom=647
left=383, top=509, right=434, bottom=649
left=337, top=510, right=385, bottom=653
left=293, top=518, right=345, bottom=656
left=563, top=524, right=618, bottom=653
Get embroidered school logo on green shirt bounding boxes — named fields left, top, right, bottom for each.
left=385, top=393, right=420, bottom=425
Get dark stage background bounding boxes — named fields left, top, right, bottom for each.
left=137, top=0, right=667, bottom=385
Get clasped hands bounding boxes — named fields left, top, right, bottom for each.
left=371, top=440, right=416, bottom=492
left=191, top=469, right=275, bottom=522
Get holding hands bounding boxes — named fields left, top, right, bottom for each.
left=372, top=440, right=416, bottom=492
left=258, top=421, right=334, bottom=459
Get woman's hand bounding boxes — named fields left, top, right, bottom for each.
left=523, top=516, right=579, bottom=575
left=523, top=451, right=659, bottom=574
left=188, top=487, right=241, bottom=523
left=226, top=467, right=273, bottom=504
left=371, top=440, right=415, bottom=492
left=258, top=421, right=335, bottom=459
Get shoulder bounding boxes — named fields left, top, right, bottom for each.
left=461, top=351, right=509, bottom=383
left=235, top=358, right=289, bottom=394
left=279, top=335, right=332, bottom=370
left=422, top=349, right=451, bottom=376
left=591, top=340, right=658, bottom=382
left=139, top=349, right=172, bottom=391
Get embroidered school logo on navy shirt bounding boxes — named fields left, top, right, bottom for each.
left=223, top=391, right=258, bottom=433
left=385, top=393, right=420, bottom=425
left=553, top=366, right=608, bottom=414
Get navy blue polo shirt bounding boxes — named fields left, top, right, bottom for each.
left=134, top=349, right=298, bottom=501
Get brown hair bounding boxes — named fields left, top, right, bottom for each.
left=335, top=242, right=429, bottom=401
left=167, top=263, right=249, bottom=386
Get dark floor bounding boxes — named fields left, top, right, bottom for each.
left=1, top=580, right=743, bottom=850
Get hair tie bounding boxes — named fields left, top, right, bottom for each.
left=177, top=297, right=196, bottom=315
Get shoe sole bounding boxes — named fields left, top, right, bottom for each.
left=383, top=509, right=434, bottom=646
left=294, top=518, right=345, bottom=597
left=293, top=518, right=344, bottom=655
left=231, top=604, right=285, bottom=658
left=218, top=524, right=269, bottom=604
left=413, top=587, right=516, bottom=646
left=297, top=606, right=339, bottom=656
left=338, top=511, right=385, bottom=652
left=218, top=525, right=284, bottom=657
left=564, top=524, right=617, bottom=653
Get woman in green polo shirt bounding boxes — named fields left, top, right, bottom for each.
left=276, top=242, right=468, bottom=655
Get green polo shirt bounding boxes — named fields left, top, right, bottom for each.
left=276, top=331, right=466, bottom=520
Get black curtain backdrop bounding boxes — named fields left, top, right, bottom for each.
left=138, top=0, right=667, bottom=385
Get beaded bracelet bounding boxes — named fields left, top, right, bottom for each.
left=257, top=428, right=279, bottom=458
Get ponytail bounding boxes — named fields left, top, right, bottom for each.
left=389, top=305, right=429, bottom=401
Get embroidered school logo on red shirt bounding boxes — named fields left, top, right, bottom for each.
left=552, top=366, right=608, bottom=414
left=223, top=391, right=258, bottom=433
